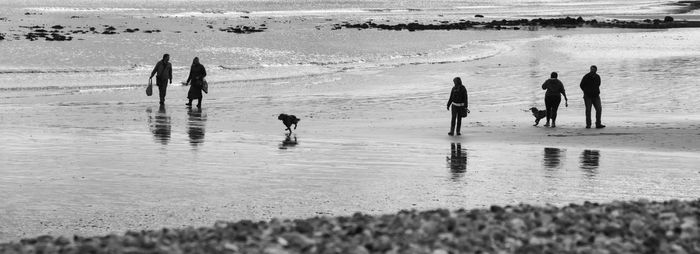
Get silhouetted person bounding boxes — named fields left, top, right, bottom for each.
left=541, top=72, right=568, bottom=128
left=447, top=143, right=467, bottom=177
left=187, top=107, right=206, bottom=148
left=580, top=65, right=605, bottom=128
left=543, top=147, right=563, bottom=169
left=446, top=77, right=469, bottom=136
left=580, top=150, right=600, bottom=171
left=149, top=104, right=171, bottom=145
left=186, top=57, right=207, bottom=108
left=149, top=54, right=173, bottom=105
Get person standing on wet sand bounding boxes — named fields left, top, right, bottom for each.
left=580, top=65, right=605, bottom=128
left=149, top=54, right=173, bottom=105
left=541, top=72, right=568, bottom=128
left=446, top=77, right=469, bottom=136
left=185, top=57, right=206, bottom=108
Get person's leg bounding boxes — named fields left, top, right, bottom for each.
left=456, top=108, right=462, bottom=135
left=593, top=96, right=604, bottom=127
left=197, top=98, right=201, bottom=108
left=544, top=97, right=553, bottom=126
left=158, top=85, right=166, bottom=104
left=449, top=105, right=457, bottom=135
left=584, top=96, right=593, bottom=128
left=550, top=96, right=561, bottom=127
left=186, top=99, right=192, bottom=106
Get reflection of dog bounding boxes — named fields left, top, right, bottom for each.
left=529, top=107, right=547, bottom=126
left=279, top=133, right=298, bottom=149
left=277, top=114, right=300, bottom=133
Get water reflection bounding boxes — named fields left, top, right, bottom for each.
left=279, top=134, right=298, bottom=149
left=580, top=150, right=600, bottom=177
left=147, top=104, right=171, bottom=145
left=447, top=143, right=467, bottom=179
left=543, top=147, right=563, bottom=170
left=187, top=107, right=207, bottom=148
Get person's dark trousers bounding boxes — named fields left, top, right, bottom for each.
left=584, top=96, right=602, bottom=127
left=450, top=105, right=463, bottom=134
left=157, top=79, right=168, bottom=104
left=544, top=95, right=561, bottom=125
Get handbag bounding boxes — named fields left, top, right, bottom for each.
left=460, top=106, right=469, bottom=118
left=146, top=79, right=153, bottom=96
left=202, top=78, right=208, bottom=94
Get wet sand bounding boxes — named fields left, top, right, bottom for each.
left=2, top=16, right=700, bottom=243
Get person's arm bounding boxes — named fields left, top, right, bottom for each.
left=580, top=75, right=586, bottom=91
left=560, top=81, right=568, bottom=107
left=542, top=79, right=548, bottom=90
left=168, top=63, right=172, bottom=84
left=150, top=62, right=160, bottom=79
left=464, top=88, right=470, bottom=113
left=446, top=89, right=453, bottom=110
left=202, top=66, right=207, bottom=78
left=186, top=68, right=192, bottom=84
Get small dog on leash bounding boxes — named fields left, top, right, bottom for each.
left=278, top=114, right=300, bottom=133
left=529, top=107, right=547, bottom=126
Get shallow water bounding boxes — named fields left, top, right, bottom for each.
left=2, top=0, right=700, bottom=242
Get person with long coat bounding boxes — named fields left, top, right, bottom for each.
left=446, top=77, right=469, bottom=136
left=186, top=57, right=207, bottom=108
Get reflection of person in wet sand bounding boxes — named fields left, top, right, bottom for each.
left=279, top=134, right=298, bottom=149
left=543, top=147, right=563, bottom=169
left=580, top=149, right=600, bottom=173
left=148, top=104, right=171, bottom=145
left=447, top=143, right=467, bottom=176
left=187, top=107, right=207, bottom=147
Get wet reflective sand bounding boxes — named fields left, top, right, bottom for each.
left=1, top=27, right=700, bottom=242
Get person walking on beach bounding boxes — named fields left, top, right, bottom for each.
left=149, top=54, right=173, bottom=105
left=446, top=77, right=469, bottom=136
left=580, top=65, right=605, bottom=128
left=185, top=57, right=207, bottom=108
left=541, top=72, right=568, bottom=128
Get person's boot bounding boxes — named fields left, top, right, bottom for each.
left=186, top=99, right=192, bottom=107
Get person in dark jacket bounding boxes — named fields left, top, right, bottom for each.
left=185, top=57, right=207, bottom=108
left=579, top=65, right=605, bottom=128
left=446, top=77, right=469, bottom=136
left=541, top=72, right=568, bottom=128
left=149, top=54, right=173, bottom=105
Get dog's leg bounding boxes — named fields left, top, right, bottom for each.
left=534, top=119, right=539, bottom=126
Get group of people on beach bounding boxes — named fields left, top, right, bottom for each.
left=149, top=54, right=207, bottom=108
left=447, top=65, right=605, bottom=135
left=148, top=53, right=604, bottom=136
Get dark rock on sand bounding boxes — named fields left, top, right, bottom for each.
left=2, top=199, right=699, bottom=253
left=336, top=16, right=700, bottom=31
left=219, top=25, right=264, bottom=34
left=475, top=14, right=484, bottom=18
left=51, top=25, right=64, bottom=30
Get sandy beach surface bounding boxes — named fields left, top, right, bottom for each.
left=1, top=0, right=700, bottom=243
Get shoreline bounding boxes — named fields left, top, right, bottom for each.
left=2, top=199, right=698, bottom=253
